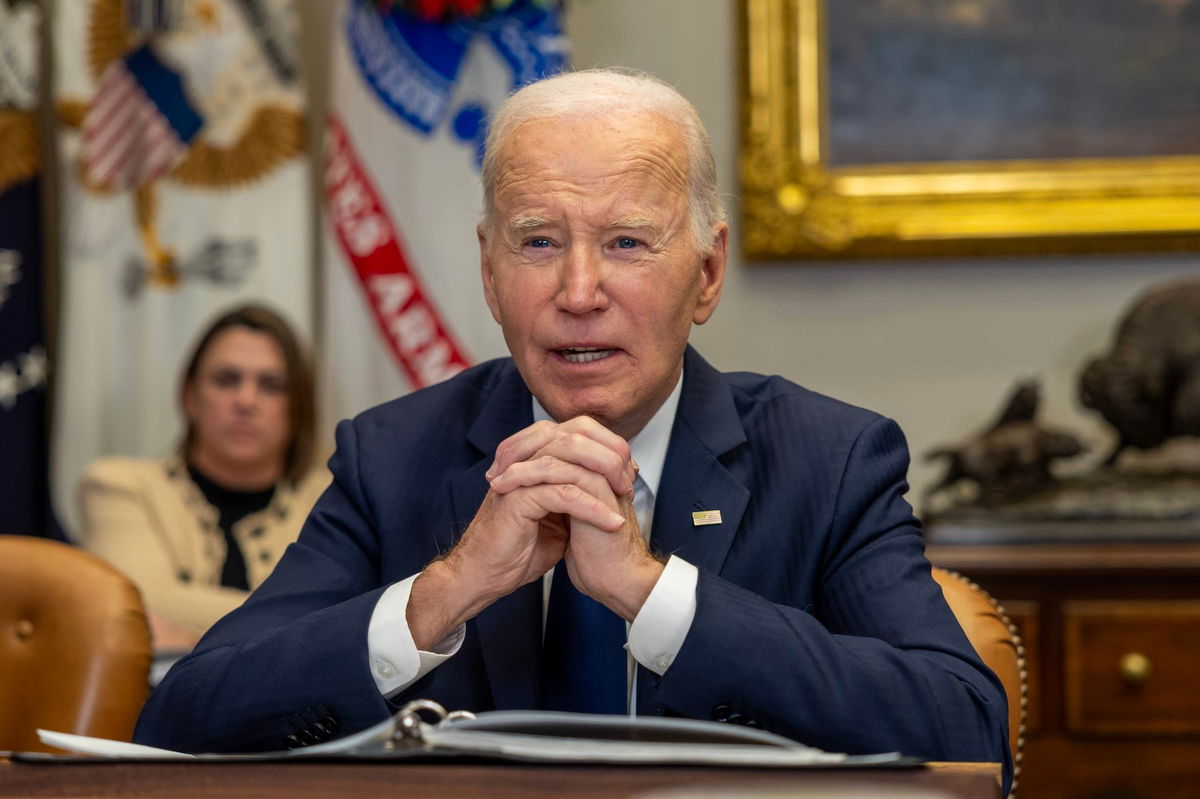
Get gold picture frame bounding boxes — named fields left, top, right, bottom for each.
left=740, top=0, right=1200, bottom=259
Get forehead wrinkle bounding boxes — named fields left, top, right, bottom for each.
left=497, top=126, right=689, bottom=198
left=621, top=149, right=688, bottom=195
left=490, top=123, right=693, bottom=238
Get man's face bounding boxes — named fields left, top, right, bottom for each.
left=480, top=114, right=727, bottom=440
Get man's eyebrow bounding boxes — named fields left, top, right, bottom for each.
left=506, top=215, right=550, bottom=233
left=608, top=216, right=662, bottom=234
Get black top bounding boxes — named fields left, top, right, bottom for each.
left=187, top=465, right=275, bottom=591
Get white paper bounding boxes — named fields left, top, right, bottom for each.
left=36, top=730, right=194, bottom=759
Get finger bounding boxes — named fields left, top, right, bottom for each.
left=487, top=416, right=635, bottom=483
left=569, top=489, right=639, bottom=545
left=511, top=483, right=625, bottom=531
left=532, top=434, right=635, bottom=496
left=487, top=420, right=558, bottom=481
left=556, top=416, right=636, bottom=470
left=488, top=454, right=617, bottom=503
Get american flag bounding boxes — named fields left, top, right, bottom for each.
left=81, top=44, right=203, bottom=191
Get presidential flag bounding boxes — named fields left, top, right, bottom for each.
left=0, top=0, right=58, bottom=538
left=51, top=0, right=312, bottom=536
left=320, top=0, right=567, bottom=428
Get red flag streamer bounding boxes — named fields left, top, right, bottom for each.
left=324, top=114, right=471, bottom=388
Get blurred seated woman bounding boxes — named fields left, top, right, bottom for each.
left=79, top=304, right=329, bottom=652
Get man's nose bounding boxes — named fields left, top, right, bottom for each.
left=555, top=245, right=608, bottom=314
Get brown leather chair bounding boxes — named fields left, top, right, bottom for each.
left=932, top=566, right=1026, bottom=797
left=0, top=535, right=153, bottom=753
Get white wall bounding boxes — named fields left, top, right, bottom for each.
left=300, top=0, right=1199, bottom=504
left=565, top=0, right=1200, bottom=504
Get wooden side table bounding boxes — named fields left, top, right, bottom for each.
left=926, top=538, right=1200, bottom=799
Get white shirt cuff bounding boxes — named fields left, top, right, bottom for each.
left=367, top=574, right=464, bottom=697
left=627, top=555, right=698, bottom=676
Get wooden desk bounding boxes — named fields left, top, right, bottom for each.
left=928, top=540, right=1200, bottom=799
left=0, top=760, right=998, bottom=798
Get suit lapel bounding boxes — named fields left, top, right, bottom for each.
left=447, top=363, right=543, bottom=710
left=650, top=347, right=750, bottom=578
left=448, top=362, right=534, bottom=532
left=444, top=351, right=751, bottom=711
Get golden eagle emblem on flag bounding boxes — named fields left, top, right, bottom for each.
left=57, top=0, right=305, bottom=289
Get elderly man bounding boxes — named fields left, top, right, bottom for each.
left=136, top=69, right=1010, bottom=788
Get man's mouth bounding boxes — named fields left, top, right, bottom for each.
left=558, top=346, right=617, bottom=364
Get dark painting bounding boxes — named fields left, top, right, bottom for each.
left=827, top=0, right=1200, bottom=166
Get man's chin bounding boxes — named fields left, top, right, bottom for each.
left=537, top=395, right=617, bottom=429
left=538, top=396, right=651, bottom=440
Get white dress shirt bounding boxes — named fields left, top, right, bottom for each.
left=365, top=372, right=699, bottom=707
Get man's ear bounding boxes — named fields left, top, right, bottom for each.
left=693, top=223, right=728, bottom=326
left=478, top=224, right=502, bottom=324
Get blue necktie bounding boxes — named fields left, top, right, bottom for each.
left=541, top=563, right=627, bottom=714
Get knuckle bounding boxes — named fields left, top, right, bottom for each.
left=604, top=448, right=623, bottom=471
left=571, top=415, right=596, bottom=432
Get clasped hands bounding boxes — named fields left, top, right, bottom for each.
left=408, top=417, right=665, bottom=650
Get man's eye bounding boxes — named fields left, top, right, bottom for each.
left=615, top=237, right=641, bottom=249
left=527, top=238, right=552, bottom=248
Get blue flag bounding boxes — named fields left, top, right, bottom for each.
left=0, top=0, right=61, bottom=539
left=0, top=178, right=59, bottom=539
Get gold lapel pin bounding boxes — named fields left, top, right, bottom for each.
left=691, top=510, right=723, bottom=526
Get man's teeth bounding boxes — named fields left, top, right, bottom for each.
left=561, top=347, right=614, bottom=363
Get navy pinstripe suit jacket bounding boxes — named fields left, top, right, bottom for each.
left=136, top=346, right=1011, bottom=792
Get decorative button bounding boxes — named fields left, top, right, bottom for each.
left=284, top=734, right=301, bottom=749
left=1119, top=652, right=1152, bottom=686
left=178, top=569, right=191, bottom=582
left=260, top=551, right=271, bottom=562
left=15, top=619, right=34, bottom=640
left=710, top=704, right=731, bottom=723
left=297, top=729, right=317, bottom=745
left=655, top=656, right=670, bottom=671
left=250, top=526, right=266, bottom=538
left=321, top=714, right=339, bottom=733
left=374, top=657, right=396, bottom=680
left=726, top=713, right=746, bottom=726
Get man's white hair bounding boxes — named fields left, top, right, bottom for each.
left=481, top=68, right=726, bottom=255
